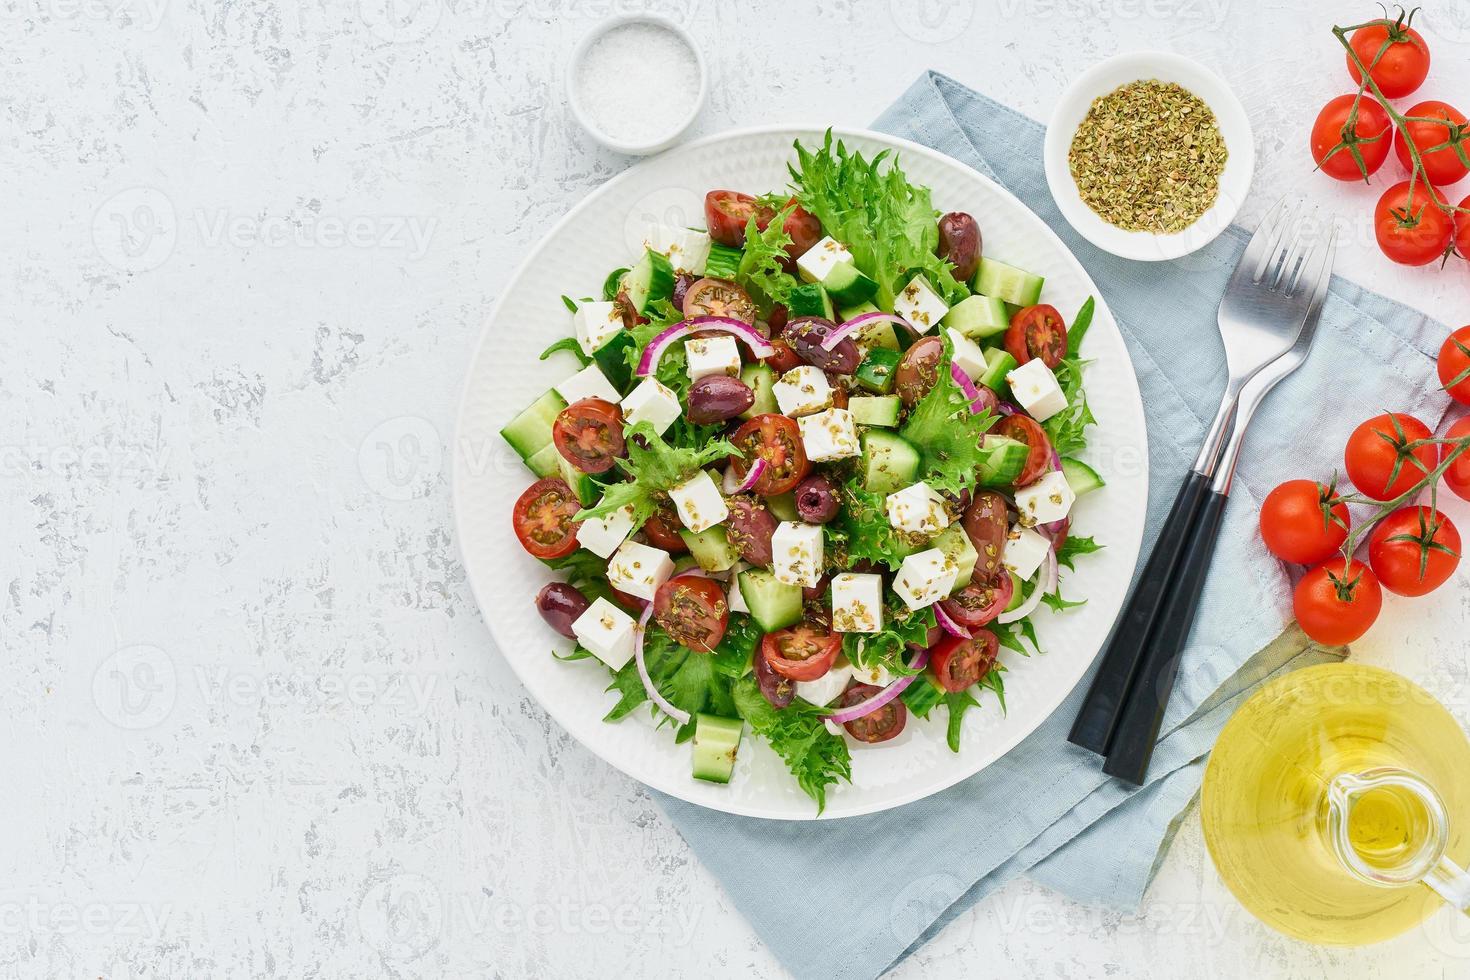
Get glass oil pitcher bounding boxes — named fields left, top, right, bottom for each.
left=1201, top=663, right=1470, bottom=944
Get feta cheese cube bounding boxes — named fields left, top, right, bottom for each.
left=831, top=573, right=884, bottom=633
left=795, top=664, right=855, bottom=707
left=555, top=363, right=621, bottom=404
left=576, top=501, right=636, bottom=559
left=620, top=377, right=681, bottom=434
left=772, top=521, right=824, bottom=588
left=573, top=300, right=624, bottom=356
left=893, top=274, right=949, bottom=332
left=893, top=547, right=960, bottom=610
left=772, top=365, right=833, bottom=417
left=885, top=482, right=951, bottom=536
left=796, top=235, right=853, bottom=284
left=727, top=562, right=749, bottom=613
left=1006, top=358, right=1068, bottom=422
left=684, top=335, right=742, bottom=382
left=946, top=328, right=988, bottom=380
left=1014, top=469, right=1076, bottom=528
left=570, top=597, right=637, bottom=670
left=1002, top=524, right=1051, bottom=581
left=606, top=540, right=674, bottom=602
left=798, top=408, right=860, bottom=462
left=850, top=662, right=891, bottom=687
left=643, top=225, right=711, bottom=275
left=669, top=469, right=728, bottom=534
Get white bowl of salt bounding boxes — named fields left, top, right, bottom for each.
left=567, top=14, right=707, bottom=156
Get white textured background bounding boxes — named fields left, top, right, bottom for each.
left=7, top=0, right=1470, bottom=977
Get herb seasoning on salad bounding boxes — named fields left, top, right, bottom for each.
left=1069, top=79, right=1228, bottom=233
left=500, top=132, right=1105, bottom=811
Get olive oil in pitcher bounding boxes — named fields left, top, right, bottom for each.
left=1202, top=663, right=1470, bottom=944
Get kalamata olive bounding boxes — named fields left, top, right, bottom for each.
left=895, top=335, right=945, bottom=405
left=671, top=272, right=698, bottom=311
left=785, top=316, right=861, bottom=374
left=794, top=474, right=841, bottom=524
left=802, top=573, right=831, bottom=603
left=963, top=490, right=1010, bottom=580
left=725, top=495, right=777, bottom=566
left=766, top=303, right=788, bottom=337
left=687, top=375, right=755, bottom=425
left=937, top=211, right=982, bottom=282
left=535, top=582, right=590, bottom=638
left=754, top=646, right=794, bottom=708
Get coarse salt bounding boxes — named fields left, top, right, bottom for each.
left=573, top=22, right=700, bottom=147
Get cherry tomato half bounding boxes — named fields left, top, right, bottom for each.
left=779, top=198, right=824, bottom=259
left=1294, top=558, right=1382, bottom=646
left=836, top=683, right=906, bottom=743
left=760, top=624, right=841, bottom=682
left=730, top=414, right=810, bottom=496
left=1438, top=326, right=1470, bottom=406
left=1456, top=193, right=1470, bottom=261
left=1258, top=479, right=1350, bottom=566
left=1374, top=181, right=1452, bottom=267
left=1368, top=505, right=1461, bottom=597
left=512, top=478, right=581, bottom=560
left=764, top=337, right=804, bottom=374
left=1344, top=412, right=1436, bottom=501
left=929, top=630, right=1000, bottom=693
left=653, top=576, right=730, bottom=652
left=553, top=397, right=625, bottom=474
left=938, top=575, right=1013, bottom=631
left=642, top=502, right=688, bottom=554
left=1443, top=417, right=1470, bottom=502
left=704, top=190, right=773, bottom=248
left=1347, top=18, right=1430, bottom=100
left=1310, top=94, right=1394, bottom=182
left=682, top=277, right=757, bottom=324
left=996, top=414, right=1054, bottom=487
left=1394, top=100, right=1470, bottom=187
left=1005, top=304, right=1068, bottom=369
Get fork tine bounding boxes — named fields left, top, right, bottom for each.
left=1301, top=223, right=1338, bottom=316
left=1226, top=197, right=1294, bottom=291
left=1286, top=212, right=1331, bottom=297
left=1272, top=210, right=1318, bottom=291
left=1255, top=201, right=1304, bottom=284
left=1267, top=214, right=1309, bottom=290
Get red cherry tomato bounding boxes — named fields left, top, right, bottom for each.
left=1394, top=100, right=1470, bottom=187
left=552, top=398, right=625, bottom=474
left=729, top=414, right=810, bottom=496
left=704, top=190, right=772, bottom=248
left=1310, top=94, right=1394, bottom=182
left=1005, top=304, right=1068, bottom=369
left=1347, top=17, right=1430, bottom=99
left=1293, top=559, right=1383, bottom=646
left=682, top=277, right=757, bottom=323
left=653, top=576, right=730, bottom=651
left=836, top=683, right=906, bottom=743
left=1438, top=326, right=1470, bottom=405
left=764, top=337, right=804, bottom=374
left=1258, top=479, right=1350, bottom=565
left=1368, top=505, right=1461, bottom=597
left=995, top=414, right=1054, bottom=487
left=642, top=504, right=688, bottom=554
left=1442, top=417, right=1470, bottom=502
left=1344, top=412, right=1437, bottom=501
left=1456, top=194, right=1470, bottom=260
left=929, top=630, right=1000, bottom=693
left=760, top=624, right=841, bottom=682
left=512, top=478, right=581, bottom=560
left=1374, top=181, right=1452, bottom=266
left=938, top=575, right=1013, bottom=631
left=779, top=198, right=824, bottom=258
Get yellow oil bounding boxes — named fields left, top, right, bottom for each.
left=1202, top=663, right=1470, bottom=945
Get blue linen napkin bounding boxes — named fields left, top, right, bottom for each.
left=655, top=71, right=1452, bottom=980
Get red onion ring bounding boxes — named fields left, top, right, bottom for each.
left=635, top=316, right=776, bottom=377
left=996, top=400, right=1019, bottom=416
left=731, top=458, right=767, bottom=495
left=950, top=362, right=998, bottom=415
left=634, top=600, right=692, bottom=726
left=821, top=648, right=930, bottom=723
left=819, top=311, right=915, bottom=350
left=934, top=602, right=972, bottom=639
left=998, top=546, right=1058, bottom=624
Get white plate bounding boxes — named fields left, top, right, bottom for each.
left=453, top=126, right=1148, bottom=820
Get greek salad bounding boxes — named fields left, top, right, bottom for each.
left=502, top=133, right=1102, bottom=811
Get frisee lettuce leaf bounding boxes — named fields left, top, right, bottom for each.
left=1055, top=534, right=1102, bottom=571
left=736, top=206, right=798, bottom=314
left=571, top=421, right=738, bottom=528
left=827, top=480, right=913, bottom=571
left=732, top=675, right=851, bottom=813
left=603, top=624, right=736, bottom=741
left=1043, top=300, right=1099, bottom=456
left=842, top=605, right=935, bottom=671
left=899, top=333, right=997, bottom=495
left=789, top=131, right=968, bottom=309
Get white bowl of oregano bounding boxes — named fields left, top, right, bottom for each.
left=1044, top=51, right=1254, bottom=262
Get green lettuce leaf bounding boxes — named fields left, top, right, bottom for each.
left=603, top=623, right=736, bottom=741
left=572, top=421, right=738, bottom=527
left=842, top=605, right=935, bottom=672
left=827, top=479, right=913, bottom=571
left=899, top=333, right=997, bottom=495
left=789, top=131, right=968, bottom=309
left=732, top=675, right=851, bottom=813
left=736, top=206, right=798, bottom=314
left=1043, top=301, right=1100, bottom=457
left=1055, top=534, right=1102, bottom=571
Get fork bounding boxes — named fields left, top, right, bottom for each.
left=1069, top=198, right=1331, bottom=756
left=1102, top=218, right=1338, bottom=784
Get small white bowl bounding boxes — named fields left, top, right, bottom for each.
left=1043, top=51, right=1254, bottom=262
left=566, top=14, right=707, bottom=156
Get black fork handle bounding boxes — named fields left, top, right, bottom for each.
left=1102, top=488, right=1230, bottom=785
left=1067, top=470, right=1212, bottom=755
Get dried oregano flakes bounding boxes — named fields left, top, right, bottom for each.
left=1067, top=79, right=1229, bottom=234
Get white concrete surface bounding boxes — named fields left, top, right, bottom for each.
left=6, top=0, right=1470, bottom=976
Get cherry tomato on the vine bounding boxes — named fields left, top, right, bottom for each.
left=1442, top=417, right=1470, bottom=502
left=1311, top=94, right=1394, bottom=182
left=1259, top=479, right=1350, bottom=565
left=1438, top=326, right=1470, bottom=405
left=1393, top=100, right=1470, bottom=187
left=1344, top=412, right=1437, bottom=501
left=1374, top=181, right=1452, bottom=266
left=1347, top=16, right=1430, bottom=100
left=1294, top=558, right=1383, bottom=646
left=1368, top=505, right=1461, bottom=597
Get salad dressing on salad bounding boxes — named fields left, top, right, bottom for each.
left=502, top=133, right=1104, bottom=811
